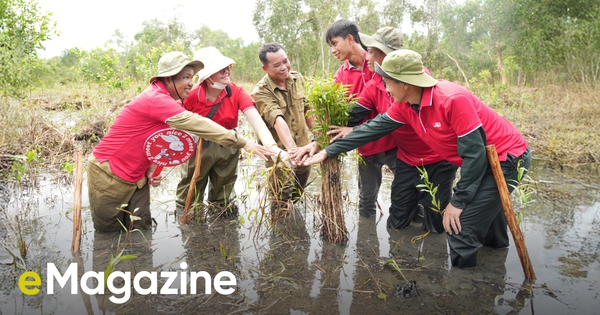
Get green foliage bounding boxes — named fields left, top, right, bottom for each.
left=253, top=0, right=351, bottom=77
left=18, top=0, right=600, bottom=91
left=103, top=248, right=137, bottom=287
left=508, top=163, right=537, bottom=225
left=79, top=47, right=131, bottom=91
left=305, top=77, right=354, bottom=149
left=384, top=257, right=408, bottom=282
left=192, top=26, right=263, bottom=83
left=10, top=146, right=42, bottom=181
left=60, top=158, right=74, bottom=174
left=415, top=164, right=442, bottom=214
left=0, top=0, right=56, bottom=96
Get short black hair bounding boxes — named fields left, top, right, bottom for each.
left=258, top=42, right=285, bottom=66
left=325, top=19, right=361, bottom=46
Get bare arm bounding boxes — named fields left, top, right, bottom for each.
left=273, top=116, right=298, bottom=151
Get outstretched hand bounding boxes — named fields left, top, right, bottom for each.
left=288, top=141, right=318, bottom=165
left=243, top=141, right=272, bottom=161
left=327, top=125, right=353, bottom=143
left=297, top=149, right=328, bottom=166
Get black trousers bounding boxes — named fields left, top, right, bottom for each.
left=448, top=147, right=532, bottom=268
left=387, top=159, right=458, bottom=233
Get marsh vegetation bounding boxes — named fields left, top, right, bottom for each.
left=2, top=0, right=600, bottom=313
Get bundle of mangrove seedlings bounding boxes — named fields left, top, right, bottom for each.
left=250, top=155, right=297, bottom=240
left=306, top=77, right=354, bottom=244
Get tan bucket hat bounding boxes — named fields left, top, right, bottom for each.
left=375, top=49, right=438, bottom=87
left=194, top=47, right=236, bottom=83
left=358, top=27, right=403, bottom=55
left=149, top=51, right=203, bottom=84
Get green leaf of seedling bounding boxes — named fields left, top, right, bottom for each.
left=119, top=254, right=137, bottom=261
left=378, top=292, right=387, bottom=300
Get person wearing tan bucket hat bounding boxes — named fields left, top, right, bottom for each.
left=324, top=27, right=458, bottom=233
left=174, top=47, right=284, bottom=215
left=87, top=51, right=272, bottom=232
left=301, top=49, right=531, bottom=269
left=324, top=20, right=396, bottom=219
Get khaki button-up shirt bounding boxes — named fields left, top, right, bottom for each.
left=251, top=71, right=311, bottom=148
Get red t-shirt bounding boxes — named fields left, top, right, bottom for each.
left=357, top=75, right=443, bottom=166
left=334, top=52, right=392, bottom=157
left=333, top=51, right=374, bottom=98
left=183, top=82, right=255, bottom=129
left=93, top=81, right=186, bottom=182
left=386, top=80, right=528, bottom=165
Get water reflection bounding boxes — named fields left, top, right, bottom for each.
left=0, top=161, right=599, bottom=314
left=91, top=230, right=154, bottom=313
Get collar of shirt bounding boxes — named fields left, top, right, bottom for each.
left=420, top=85, right=435, bottom=108
left=151, top=80, right=169, bottom=95
left=196, top=81, right=227, bottom=105
left=373, top=74, right=386, bottom=93
left=265, top=72, right=296, bottom=92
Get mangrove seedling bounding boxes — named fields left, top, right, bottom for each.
left=306, top=77, right=354, bottom=244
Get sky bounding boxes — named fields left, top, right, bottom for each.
left=36, top=0, right=259, bottom=58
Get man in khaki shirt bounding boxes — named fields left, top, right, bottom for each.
left=251, top=42, right=317, bottom=212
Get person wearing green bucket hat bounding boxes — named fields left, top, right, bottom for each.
left=300, top=49, right=531, bottom=269
left=323, top=27, right=457, bottom=233
left=174, top=47, right=285, bottom=216
left=87, top=51, right=272, bottom=233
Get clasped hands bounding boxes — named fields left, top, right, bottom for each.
left=291, top=125, right=352, bottom=166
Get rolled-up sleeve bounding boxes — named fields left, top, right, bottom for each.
left=166, top=111, right=247, bottom=148
left=251, top=87, right=283, bottom=128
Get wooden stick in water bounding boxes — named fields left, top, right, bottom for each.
left=486, top=144, right=536, bottom=280
left=71, top=151, right=84, bottom=252
left=182, top=138, right=203, bottom=224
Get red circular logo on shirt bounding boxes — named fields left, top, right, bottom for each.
left=144, top=129, right=196, bottom=167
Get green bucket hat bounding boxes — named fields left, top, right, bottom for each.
left=149, top=51, right=204, bottom=83
left=374, top=49, right=438, bottom=87
left=358, top=26, right=403, bottom=55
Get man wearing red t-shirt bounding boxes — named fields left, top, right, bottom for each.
left=175, top=47, right=282, bottom=215
left=88, top=51, right=271, bottom=232
left=326, top=27, right=458, bottom=233
left=302, top=50, right=531, bottom=269
left=325, top=19, right=396, bottom=218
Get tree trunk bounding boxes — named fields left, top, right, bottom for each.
left=496, top=43, right=507, bottom=85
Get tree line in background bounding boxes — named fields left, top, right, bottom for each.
left=2, top=0, right=599, bottom=97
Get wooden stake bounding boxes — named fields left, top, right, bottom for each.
left=486, top=145, right=536, bottom=280
left=182, top=138, right=203, bottom=224
left=71, top=151, right=84, bottom=252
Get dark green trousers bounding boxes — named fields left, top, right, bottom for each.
left=175, top=140, right=240, bottom=208
left=388, top=159, right=458, bottom=233
left=447, top=147, right=532, bottom=268
left=87, top=155, right=152, bottom=233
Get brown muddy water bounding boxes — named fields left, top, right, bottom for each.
left=0, top=157, right=599, bottom=315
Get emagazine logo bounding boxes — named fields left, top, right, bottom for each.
left=18, top=262, right=237, bottom=304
